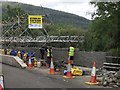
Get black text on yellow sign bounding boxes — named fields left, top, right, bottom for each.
left=28, top=15, right=42, bottom=29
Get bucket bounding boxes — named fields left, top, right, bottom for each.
left=37, top=61, right=41, bottom=68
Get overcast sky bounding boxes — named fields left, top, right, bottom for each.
left=5, top=0, right=96, bottom=20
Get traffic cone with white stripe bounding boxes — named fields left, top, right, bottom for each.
left=63, top=57, right=75, bottom=78
left=0, top=84, right=2, bottom=90
left=28, top=57, right=33, bottom=68
left=0, top=75, right=4, bottom=90
left=85, top=61, right=98, bottom=85
left=49, top=58, right=55, bottom=74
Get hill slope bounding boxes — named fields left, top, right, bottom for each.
left=1, top=1, right=90, bottom=29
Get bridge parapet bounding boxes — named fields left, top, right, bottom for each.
left=0, top=36, right=84, bottom=43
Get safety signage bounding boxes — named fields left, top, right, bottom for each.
left=28, top=15, right=42, bottom=29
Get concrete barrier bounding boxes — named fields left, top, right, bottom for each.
left=0, top=54, right=27, bottom=68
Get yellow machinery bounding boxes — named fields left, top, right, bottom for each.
left=71, top=66, right=83, bottom=76
left=34, top=58, right=37, bottom=67
left=1, top=49, right=4, bottom=54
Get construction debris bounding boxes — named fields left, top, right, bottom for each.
left=97, top=68, right=120, bottom=87
left=95, top=55, right=120, bottom=87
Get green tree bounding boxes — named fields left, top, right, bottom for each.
left=85, top=1, right=120, bottom=53
left=2, top=5, right=28, bottom=37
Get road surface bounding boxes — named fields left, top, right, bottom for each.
left=2, top=64, right=105, bottom=88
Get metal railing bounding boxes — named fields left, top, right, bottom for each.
left=0, top=36, right=84, bottom=43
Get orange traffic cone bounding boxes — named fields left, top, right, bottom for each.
left=49, top=58, right=55, bottom=74
left=28, top=57, right=33, bottom=68
left=0, top=76, right=4, bottom=90
left=63, top=57, right=75, bottom=78
left=0, top=84, right=3, bottom=90
left=85, top=61, right=98, bottom=85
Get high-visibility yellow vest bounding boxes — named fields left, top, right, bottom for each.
left=17, top=51, right=21, bottom=58
left=2, top=49, right=4, bottom=54
left=47, top=49, right=50, bottom=57
left=6, top=49, right=9, bottom=55
left=23, top=53, right=27, bottom=61
left=69, top=46, right=75, bottom=56
left=47, top=49, right=52, bottom=57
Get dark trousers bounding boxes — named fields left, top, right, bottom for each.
left=41, top=53, right=44, bottom=59
left=47, top=57, right=51, bottom=67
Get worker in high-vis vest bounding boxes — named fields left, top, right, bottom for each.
left=23, top=52, right=27, bottom=63
left=6, top=49, right=10, bottom=55
left=46, top=47, right=53, bottom=68
left=68, top=45, right=75, bottom=67
left=4, top=49, right=7, bottom=55
left=1, top=49, right=4, bottom=54
left=17, top=51, right=21, bottom=58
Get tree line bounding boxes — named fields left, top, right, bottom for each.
left=2, top=5, right=86, bottom=37
left=84, top=1, right=120, bottom=56
left=2, top=2, right=120, bottom=57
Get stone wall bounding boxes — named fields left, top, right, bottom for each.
left=4, top=47, right=106, bottom=68
left=52, top=48, right=106, bottom=68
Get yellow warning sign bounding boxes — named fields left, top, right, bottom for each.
left=28, top=15, right=42, bottom=29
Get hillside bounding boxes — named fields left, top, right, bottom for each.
left=2, top=1, right=89, bottom=29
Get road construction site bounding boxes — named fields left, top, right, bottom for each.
left=2, top=64, right=106, bottom=88
left=1, top=5, right=120, bottom=89
left=1, top=25, right=120, bottom=88
left=0, top=49, right=120, bottom=89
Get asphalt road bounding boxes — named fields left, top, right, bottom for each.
left=2, top=64, right=82, bottom=88
left=2, top=64, right=105, bottom=88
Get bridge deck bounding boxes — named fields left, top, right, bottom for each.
left=0, top=36, right=84, bottom=43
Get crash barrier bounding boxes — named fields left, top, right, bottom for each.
left=0, top=49, right=39, bottom=68
left=0, top=54, right=27, bottom=68
left=103, top=56, right=120, bottom=71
